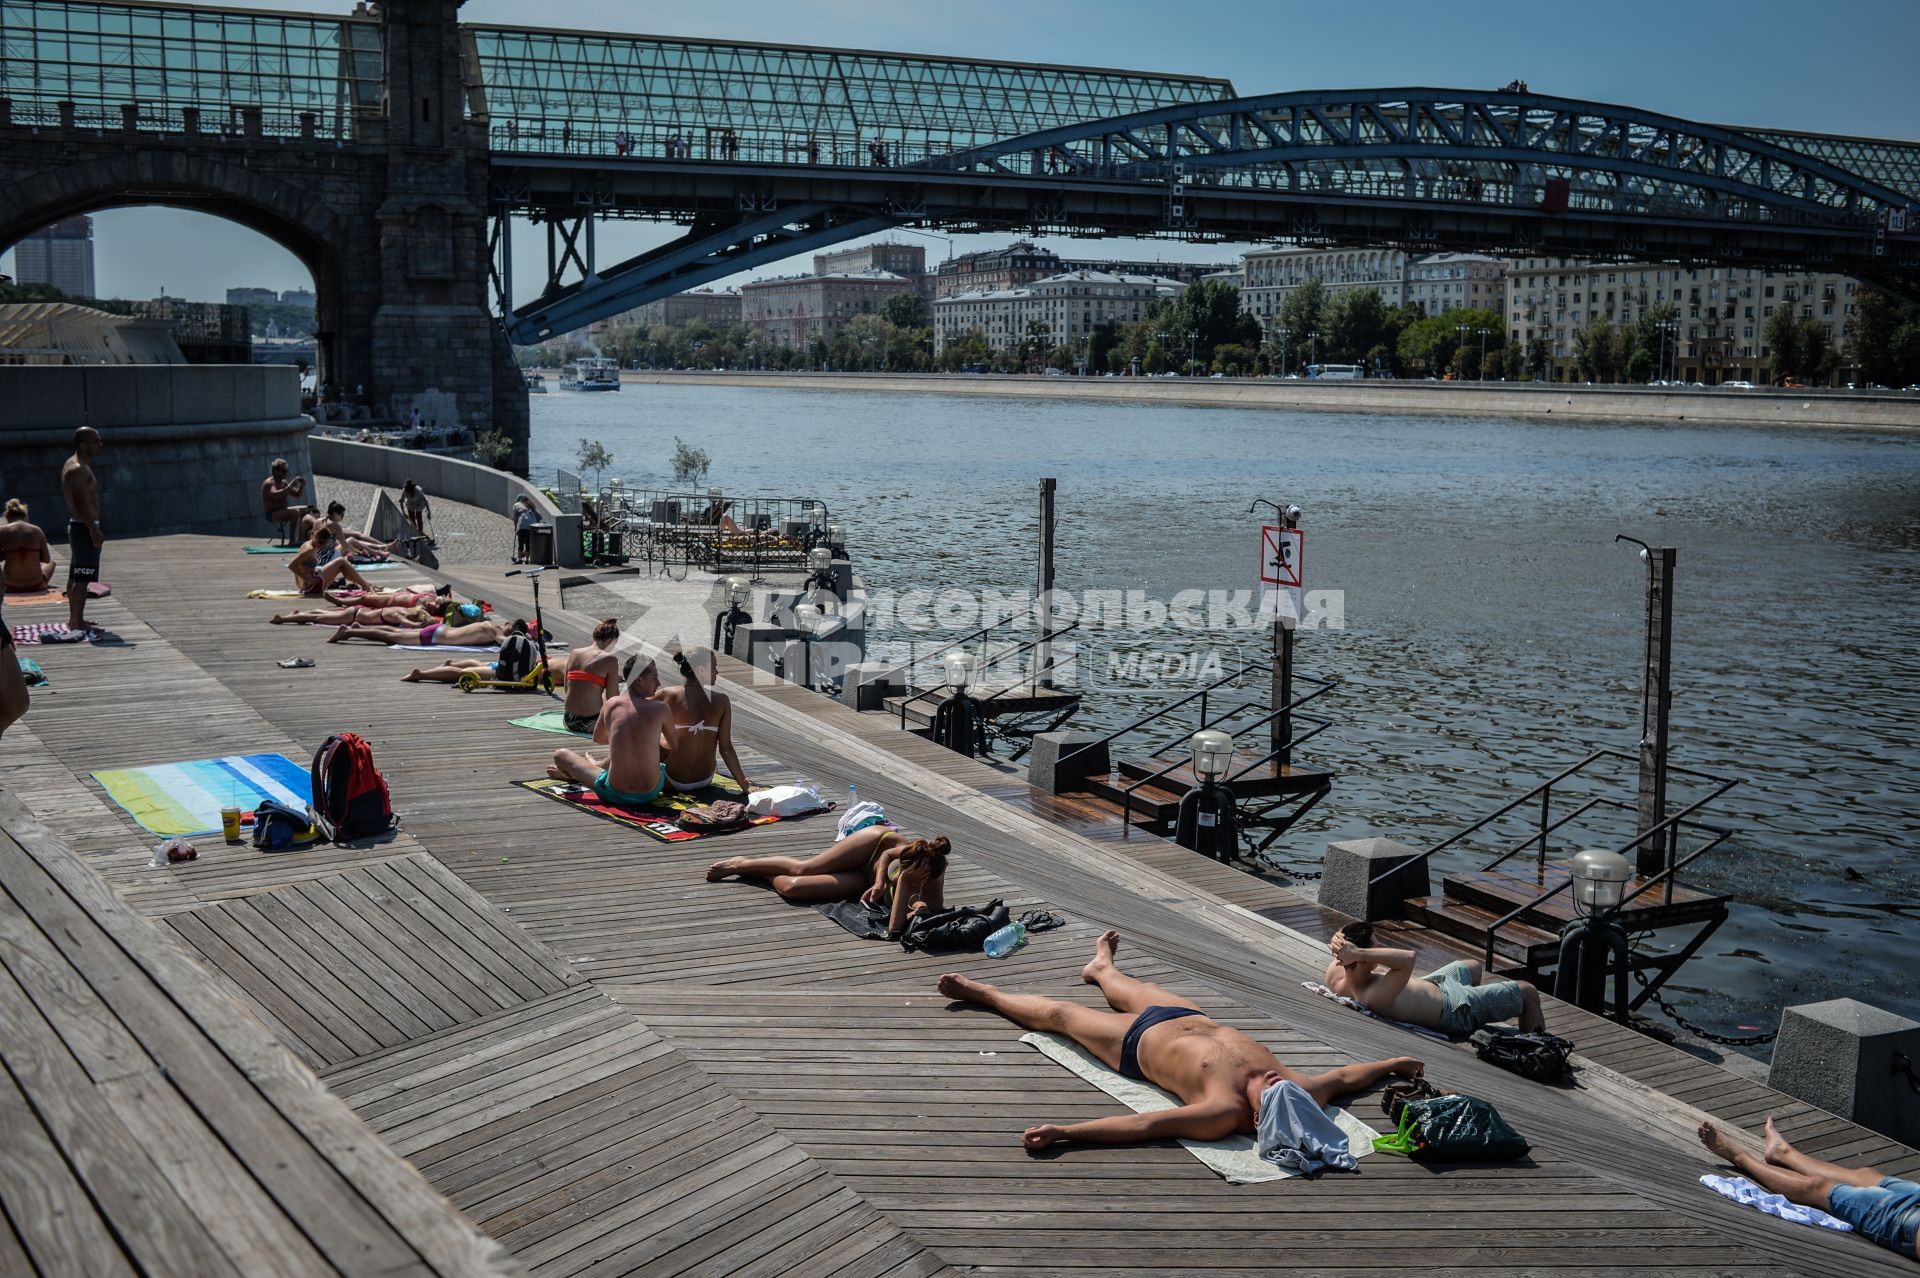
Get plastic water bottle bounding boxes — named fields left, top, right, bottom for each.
left=848, top=782, right=858, bottom=809
left=983, top=921, right=1026, bottom=958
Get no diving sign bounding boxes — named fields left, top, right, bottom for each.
left=1259, top=524, right=1304, bottom=622
left=1259, top=525, right=1303, bottom=588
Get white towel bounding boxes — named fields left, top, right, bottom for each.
left=1700, top=1174, right=1854, bottom=1231
left=387, top=643, right=496, bottom=652
left=1019, top=1032, right=1375, bottom=1185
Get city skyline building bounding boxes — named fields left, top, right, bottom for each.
left=12, top=216, right=96, bottom=298
left=933, top=269, right=1186, bottom=354
left=740, top=270, right=916, bottom=350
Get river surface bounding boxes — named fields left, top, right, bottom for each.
left=529, top=382, right=1920, bottom=1051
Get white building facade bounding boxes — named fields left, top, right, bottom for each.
left=1405, top=253, right=1507, bottom=317
left=1239, top=247, right=1409, bottom=327
left=934, top=270, right=1185, bottom=353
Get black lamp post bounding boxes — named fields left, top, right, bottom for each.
left=1552, top=847, right=1634, bottom=1022
left=714, top=574, right=752, bottom=655
left=1174, top=729, right=1240, bottom=860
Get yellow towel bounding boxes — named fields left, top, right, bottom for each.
left=247, top=589, right=308, bottom=599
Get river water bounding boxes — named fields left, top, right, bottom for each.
left=529, top=382, right=1920, bottom=1050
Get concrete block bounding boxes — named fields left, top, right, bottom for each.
left=1318, top=837, right=1430, bottom=922
left=81, top=366, right=138, bottom=425
left=1028, top=731, right=1109, bottom=794
left=1769, top=1000, right=1920, bottom=1146
left=233, top=368, right=267, bottom=421
left=169, top=364, right=237, bottom=422
left=261, top=367, right=300, bottom=417
left=552, top=513, right=584, bottom=568
left=735, top=622, right=793, bottom=684
left=831, top=557, right=853, bottom=600
left=839, top=661, right=904, bottom=712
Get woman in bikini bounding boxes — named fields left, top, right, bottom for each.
left=327, top=608, right=505, bottom=647
left=399, top=619, right=535, bottom=683
left=315, top=501, right=399, bottom=560
left=550, top=617, right=622, bottom=733
left=288, top=526, right=372, bottom=597
left=270, top=602, right=438, bottom=626
left=322, top=583, right=451, bottom=609
left=654, top=647, right=750, bottom=794
left=707, top=829, right=949, bottom=937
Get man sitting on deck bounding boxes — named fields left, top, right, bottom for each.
left=1325, top=923, right=1544, bottom=1036
left=547, top=656, right=673, bottom=808
left=261, top=459, right=314, bottom=534
left=939, top=930, right=1423, bottom=1150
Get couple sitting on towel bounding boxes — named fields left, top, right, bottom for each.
left=547, top=644, right=750, bottom=809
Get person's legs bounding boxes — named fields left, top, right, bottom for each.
left=319, top=558, right=371, bottom=592
left=707, top=825, right=887, bottom=884
left=400, top=659, right=490, bottom=683
left=549, top=747, right=602, bottom=785
left=937, top=972, right=1137, bottom=1072
left=1298, top=1056, right=1427, bottom=1109
left=1698, top=1122, right=1848, bottom=1207
left=1513, top=979, right=1545, bottom=1032
left=1080, top=930, right=1203, bottom=1014
left=1761, top=1116, right=1887, bottom=1189
left=0, top=635, right=27, bottom=739
left=328, top=623, right=410, bottom=645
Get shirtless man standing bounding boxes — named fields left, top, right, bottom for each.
left=62, top=427, right=104, bottom=631
left=1325, top=923, right=1543, bottom=1036
left=0, top=499, right=55, bottom=592
left=261, top=459, right=313, bottom=533
left=654, top=647, right=750, bottom=794
left=548, top=657, right=674, bottom=808
left=940, top=931, right=1422, bottom=1150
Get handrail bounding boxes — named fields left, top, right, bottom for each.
left=893, top=615, right=1075, bottom=729
left=1117, top=690, right=1336, bottom=825
left=1143, top=674, right=1338, bottom=760
left=1057, top=657, right=1286, bottom=767
left=975, top=621, right=1085, bottom=705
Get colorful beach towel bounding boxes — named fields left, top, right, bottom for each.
left=10, top=623, right=95, bottom=646
left=5, top=588, right=64, bottom=606
left=243, top=545, right=300, bottom=554
left=92, top=752, right=312, bottom=838
left=508, top=709, right=589, bottom=737
left=515, top=775, right=766, bottom=842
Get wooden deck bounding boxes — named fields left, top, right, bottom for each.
left=3, top=528, right=1916, bottom=1277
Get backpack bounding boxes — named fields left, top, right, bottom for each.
left=1373, top=1093, right=1530, bottom=1162
left=898, top=899, right=1010, bottom=953
left=1470, top=1026, right=1574, bottom=1084
left=311, top=732, right=395, bottom=842
left=495, top=632, right=535, bottom=683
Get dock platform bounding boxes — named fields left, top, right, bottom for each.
left=3, top=527, right=1915, bottom=1277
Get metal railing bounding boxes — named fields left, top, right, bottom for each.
left=892, top=610, right=1082, bottom=733
left=1118, top=692, right=1337, bottom=827
left=587, top=486, right=825, bottom=577
left=1367, top=746, right=1739, bottom=968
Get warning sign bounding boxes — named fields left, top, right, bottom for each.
left=1259, top=525, right=1304, bottom=588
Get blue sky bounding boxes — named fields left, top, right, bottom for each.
left=10, top=0, right=1918, bottom=304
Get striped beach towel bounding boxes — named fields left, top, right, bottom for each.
left=10, top=622, right=94, bottom=646
left=92, top=752, right=313, bottom=838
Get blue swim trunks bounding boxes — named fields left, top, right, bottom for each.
left=1828, top=1177, right=1920, bottom=1257
left=593, top=764, right=666, bottom=808
left=1119, top=1005, right=1206, bottom=1080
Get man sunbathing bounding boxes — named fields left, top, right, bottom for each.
left=1699, top=1118, right=1920, bottom=1261
left=1325, top=923, right=1543, bottom=1035
left=547, top=656, right=673, bottom=808
left=655, top=646, right=751, bottom=794
left=941, top=931, right=1422, bottom=1150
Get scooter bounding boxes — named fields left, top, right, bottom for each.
left=503, top=564, right=555, bottom=694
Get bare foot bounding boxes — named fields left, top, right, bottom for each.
left=1389, top=1056, right=1425, bottom=1079
left=707, top=857, right=744, bottom=882
left=269, top=614, right=288, bottom=624
left=400, top=669, right=423, bottom=682
left=1082, top=929, right=1121, bottom=984
left=545, top=764, right=568, bottom=781
left=1697, top=1120, right=1740, bottom=1163
left=1763, top=1116, right=1791, bottom=1165
left=938, top=972, right=991, bottom=1003
left=327, top=626, right=348, bottom=643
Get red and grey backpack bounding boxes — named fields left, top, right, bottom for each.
left=311, top=732, right=395, bottom=842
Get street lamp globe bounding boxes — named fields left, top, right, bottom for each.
left=793, top=602, right=823, bottom=634
left=808, top=546, right=833, bottom=576
left=1570, top=847, right=1632, bottom=916
left=725, top=576, right=751, bottom=608
left=944, top=651, right=976, bottom=691
left=1190, top=729, right=1235, bottom=781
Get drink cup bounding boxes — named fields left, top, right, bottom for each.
left=221, top=807, right=243, bottom=843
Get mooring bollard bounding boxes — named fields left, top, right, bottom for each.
left=1768, top=998, right=1920, bottom=1146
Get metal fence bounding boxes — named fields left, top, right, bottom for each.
left=583, top=485, right=828, bottom=576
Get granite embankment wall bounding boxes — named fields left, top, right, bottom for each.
left=620, top=370, right=1920, bottom=431
left=0, top=365, right=310, bottom=538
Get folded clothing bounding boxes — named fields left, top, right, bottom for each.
left=1258, top=1079, right=1359, bottom=1175
left=1702, top=1173, right=1854, bottom=1232
left=747, top=783, right=831, bottom=818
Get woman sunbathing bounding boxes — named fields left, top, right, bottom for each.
left=707, top=827, right=949, bottom=937
left=289, top=527, right=372, bottom=596
left=270, top=603, right=434, bottom=626
left=400, top=619, right=534, bottom=683
left=324, top=583, right=451, bottom=609
left=327, top=610, right=505, bottom=647
left=550, top=617, right=622, bottom=732
left=315, top=500, right=400, bottom=560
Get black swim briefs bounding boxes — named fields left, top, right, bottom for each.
left=1119, top=1005, right=1206, bottom=1080
left=67, top=520, right=101, bottom=587
left=564, top=711, right=597, bottom=734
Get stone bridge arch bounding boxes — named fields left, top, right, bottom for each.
left=0, top=149, right=379, bottom=396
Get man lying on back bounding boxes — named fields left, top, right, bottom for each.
left=1325, top=923, right=1544, bottom=1037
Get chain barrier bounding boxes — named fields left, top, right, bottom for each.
left=1629, top=958, right=1779, bottom=1046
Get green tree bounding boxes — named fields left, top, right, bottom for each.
left=1572, top=315, right=1623, bottom=382
left=1159, top=278, right=1262, bottom=371
left=881, top=292, right=930, bottom=330
left=936, top=327, right=991, bottom=371
left=1211, top=342, right=1258, bottom=375
left=1016, top=319, right=1053, bottom=372
left=576, top=439, right=612, bottom=486
left=1322, top=288, right=1390, bottom=365
left=1525, top=337, right=1551, bottom=381
left=1275, top=279, right=1327, bottom=364
left=1763, top=306, right=1802, bottom=382
left=1796, top=317, right=1837, bottom=386
left=1626, top=348, right=1655, bottom=384
left=1629, top=300, right=1679, bottom=376
left=473, top=429, right=513, bottom=470
left=670, top=436, right=711, bottom=484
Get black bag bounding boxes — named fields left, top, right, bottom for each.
left=1470, top=1026, right=1574, bottom=1083
left=1376, top=1093, right=1530, bottom=1161
left=251, top=799, right=320, bottom=851
left=495, top=633, right=535, bottom=683
left=899, top=899, right=1010, bottom=953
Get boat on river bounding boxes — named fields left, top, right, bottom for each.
left=565, top=357, right=620, bottom=391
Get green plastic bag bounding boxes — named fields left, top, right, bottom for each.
left=1371, top=1094, right=1529, bottom=1161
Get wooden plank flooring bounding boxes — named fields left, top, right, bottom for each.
left=2, top=528, right=1914, bottom=1277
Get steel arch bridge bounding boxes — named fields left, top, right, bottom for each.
left=496, top=88, right=1920, bottom=343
